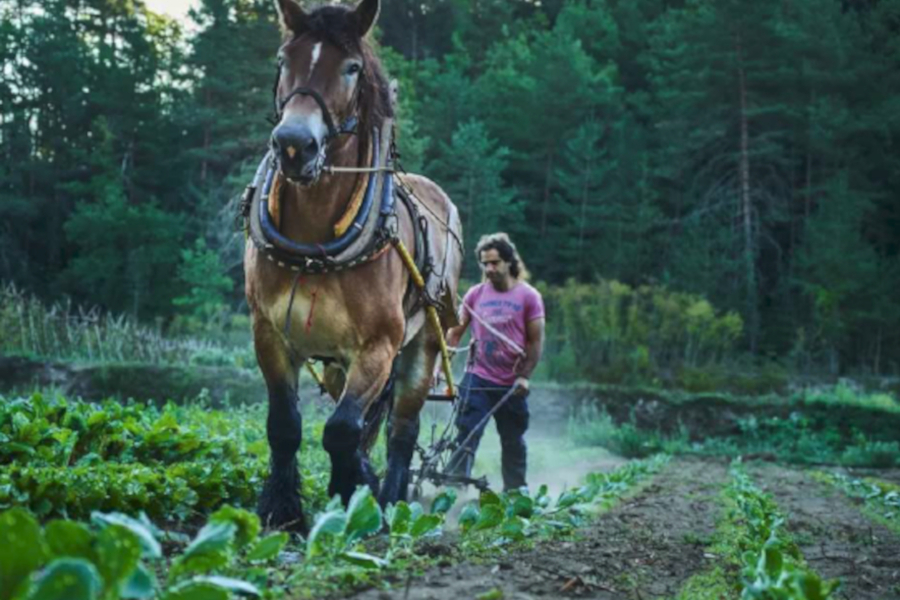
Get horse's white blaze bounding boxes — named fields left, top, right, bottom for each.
left=310, top=42, right=322, bottom=75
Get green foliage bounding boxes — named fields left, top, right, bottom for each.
left=802, top=382, right=900, bottom=413
left=0, top=392, right=332, bottom=522
left=0, top=507, right=266, bottom=600
left=566, top=390, right=900, bottom=468
left=427, top=119, right=520, bottom=278
left=458, top=455, right=668, bottom=547
left=305, top=487, right=384, bottom=565
left=542, top=279, right=743, bottom=385
left=677, top=462, right=839, bottom=599
left=0, top=508, right=47, bottom=600
left=3, top=0, right=900, bottom=373
left=567, top=404, right=673, bottom=458
left=172, top=239, right=235, bottom=325
left=727, top=464, right=839, bottom=599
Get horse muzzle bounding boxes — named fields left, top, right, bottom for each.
left=271, top=122, right=325, bottom=185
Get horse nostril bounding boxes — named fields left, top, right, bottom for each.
left=272, top=123, right=320, bottom=173
left=302, top=137, right=319, bottom=160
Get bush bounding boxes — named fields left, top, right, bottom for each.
left=840, top=440, right=900, bottom=468
left=541, top=279, right=743, bottom=386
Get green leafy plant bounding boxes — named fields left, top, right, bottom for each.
left=459, top=455, right=668, bottom=547
left=728, top=464, right=839, bottom=600
left=816, top=473, right=900, bottom=534
left=0, top=393, right=333, bottom=522
left=0, top=505, right=287, bottom=600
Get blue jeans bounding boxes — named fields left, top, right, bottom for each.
left=448, top=373, right=529, bottom=490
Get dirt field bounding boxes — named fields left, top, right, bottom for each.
left=343, top=456, right=900, bottom=600
left=751, top=463, right=900, bottom=600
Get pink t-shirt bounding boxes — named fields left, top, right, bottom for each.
left=462, top=281, right=545, bottom=386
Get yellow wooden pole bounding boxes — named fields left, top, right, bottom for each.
left=392, top=239, right=456, bottom=398
left=305, top=360, right=325, bottom=388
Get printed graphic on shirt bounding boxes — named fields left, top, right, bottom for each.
left=463, top=282, right=544, bottom=387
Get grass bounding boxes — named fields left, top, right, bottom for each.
left=0, top=281, right=253, bottom=368
left=566, top=403, right=685, bottom=458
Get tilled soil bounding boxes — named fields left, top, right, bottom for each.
left=750, top=463, right=900, bottom=600
left=348, top=458, right=728, bottom=600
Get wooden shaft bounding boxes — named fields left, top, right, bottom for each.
left=305, top=361, right=325, bottom=388
left=392, top=239, right=456, bottom=397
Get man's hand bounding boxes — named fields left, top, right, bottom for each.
left=513, top=376, right=530, bottom=396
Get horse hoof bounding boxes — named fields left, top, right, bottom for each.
left=258, top=475, right=307, bottom=534
left=258, top=502, right=307, bottom=535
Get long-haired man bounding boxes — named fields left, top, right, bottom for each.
left=445, top=233, right=545, bottom=490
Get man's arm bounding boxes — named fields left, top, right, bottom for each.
left=446, top=304, right=472, bottom=349
left=514, top=317, right=545, bottom=394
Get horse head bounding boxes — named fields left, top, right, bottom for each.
left=271, top=0, right=391, bottom=185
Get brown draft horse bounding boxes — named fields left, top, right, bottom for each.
left=244, top=0, right=462, bottom=531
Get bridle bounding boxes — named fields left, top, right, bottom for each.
left=269, top=52, right=359, bottom=145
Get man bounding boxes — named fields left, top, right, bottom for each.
left=445, top=233, right=545, bottom=491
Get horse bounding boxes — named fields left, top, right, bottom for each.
left=243, top=0, right=463, bottom=531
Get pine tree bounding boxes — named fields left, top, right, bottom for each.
left=428, top=119, right=519, bottom=278
left=173, top=238, right=235, bottom=323
left=551, top=120, right=613, bottom=281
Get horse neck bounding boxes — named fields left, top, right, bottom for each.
left=279, top=133, right=369, bottom=244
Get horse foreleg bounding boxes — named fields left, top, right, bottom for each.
left=254, top=323, right=305, bottom=532
left=379, top=333, right=436, bottom=507
left=323, top=341, right=394, bottom=505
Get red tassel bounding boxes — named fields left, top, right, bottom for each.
left=306, top=287, right=319, bottom=333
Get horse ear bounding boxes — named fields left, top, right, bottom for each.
left=274, top=0, right=307, bottom=34
left=353, top=0, right=379, bottom=37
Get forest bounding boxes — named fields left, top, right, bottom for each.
left=4, top=2, right=900, bottom=599
left=2, top=0, right=900, bottom=378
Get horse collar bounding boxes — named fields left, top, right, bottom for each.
left=244, top=123, right=398, bottom=275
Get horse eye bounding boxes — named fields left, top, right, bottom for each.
left=345, top=63, right=362, bottom=76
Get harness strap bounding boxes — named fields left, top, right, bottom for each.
left=276, top=85, right=358, bottom=140
left=333, top=143, right=373, bottom=236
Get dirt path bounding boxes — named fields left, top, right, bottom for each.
left=349, top=458, right=727, bottom=600
left=750, top=463, right=900, bottom=600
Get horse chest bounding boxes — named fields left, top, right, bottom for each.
left=265, top=286, right=355, bottom=357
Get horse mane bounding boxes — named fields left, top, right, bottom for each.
left=295, top=5, right=394, bottom=135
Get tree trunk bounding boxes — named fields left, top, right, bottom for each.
left=577, top=154, right=589, bottom=274
left=736, top=30, right=758, bottom=354
left=874, top=327, right=882, bottom=375
left=466, top=172, right=475, bottom=247
left=201, top=89, right=211, bottom=184
left=540, top=150, right=554, bottom=236
left=804, top=89, right=815, bottom=221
